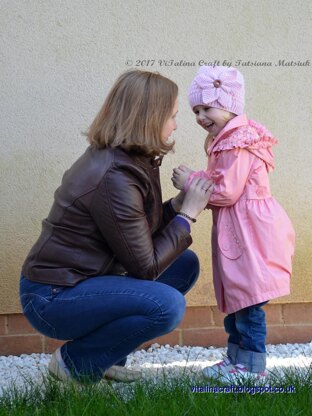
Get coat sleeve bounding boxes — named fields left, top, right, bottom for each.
left=90, top=166, right=192, bottom=280
left=208, top=148, right=254, bottom=206
left=162, top=198, right=178, bottom=225
left=183, top=170, right=211, bottom=192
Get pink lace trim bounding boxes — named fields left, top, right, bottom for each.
left=208, top=119, right=278, bottom=154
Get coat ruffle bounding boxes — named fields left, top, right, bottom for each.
left=209, top=120, right=278, bottom=154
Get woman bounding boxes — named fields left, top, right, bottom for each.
left=20, top=70, right=214, bottom=383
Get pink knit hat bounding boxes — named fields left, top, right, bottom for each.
left=188, top=66, right=245, bottom=115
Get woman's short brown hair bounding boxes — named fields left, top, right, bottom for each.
left=86, top=70, right=178, bottom=157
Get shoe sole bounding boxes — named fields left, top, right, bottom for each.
left=104, top=366, right=142, bottom=382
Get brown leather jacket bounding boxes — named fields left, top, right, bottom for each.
left=22, top=146, right=192, bottom=286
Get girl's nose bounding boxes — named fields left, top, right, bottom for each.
left=197, top=111, right=205, bottom=121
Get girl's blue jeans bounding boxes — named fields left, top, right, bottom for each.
left=224, top=302, right=268, bottom=373
left=20, top=249, right=199, bottom=381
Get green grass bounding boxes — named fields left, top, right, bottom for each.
left=0, top=367, right=311, bottom=416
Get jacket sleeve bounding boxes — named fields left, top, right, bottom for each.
left=162, top=199, right=177, bottom=225
left=208, top=148, right=253, bottom=206
left=90, top=166, right=192, bottom=280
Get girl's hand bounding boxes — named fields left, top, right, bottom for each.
left=178, top=165, right=194, bottom=174
left=180, top=177, right=214, bottom=219
left=171, top=165, right=194, bottom=190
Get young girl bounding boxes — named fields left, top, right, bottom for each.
left=172, top=65, right=295, bottom=381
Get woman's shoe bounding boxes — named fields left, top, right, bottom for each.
left=48, top=347, right=73, bottom=382
left=48, top=348, right=142, bottom=383
left=104, top=365, right=142, bottom=382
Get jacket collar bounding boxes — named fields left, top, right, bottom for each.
left=209, top=114, right=248, bottom=150
left=118, top=147, right=163, bottom=169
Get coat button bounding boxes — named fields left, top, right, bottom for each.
left=256, top=188, right=264, bottom=196
left=223, top=243, right=229, bottom=251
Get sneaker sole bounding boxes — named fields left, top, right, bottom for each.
left=104, top=366, right=142, bottom=382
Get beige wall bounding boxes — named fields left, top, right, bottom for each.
left=1, top=0, right=311, bottom=314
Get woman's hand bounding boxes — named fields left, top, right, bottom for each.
left=180, top=177, right=214, bottom=219
left=171, top=165, right=194, bottom=190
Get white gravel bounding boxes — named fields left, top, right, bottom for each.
left=1, top=342, right=311, bottom=396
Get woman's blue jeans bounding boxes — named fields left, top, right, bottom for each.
left=20, top=249, right=199, bottom=381
left=224, top=302, right=268, bottom=373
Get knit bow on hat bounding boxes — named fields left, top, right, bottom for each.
left=188, top=65, right=245, bottom=115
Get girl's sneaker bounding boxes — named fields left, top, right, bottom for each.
left=225, top=363, right=268, bottom=383
left=202, top=357, right=236, bottom=379
left=203, top=358, right=268, bottom=383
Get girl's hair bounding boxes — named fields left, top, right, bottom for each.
left=204, top=133, right=214, bottom=155
left=86, top=70, right=178, bottom=157
left=204, top=111, right=236, bottom=154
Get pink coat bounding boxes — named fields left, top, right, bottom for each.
left=188, top=115, right=295, bottom=314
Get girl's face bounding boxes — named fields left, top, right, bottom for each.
left=162, top=98, right=178, bottom=142
left=193, top=105, right=235, bottom=137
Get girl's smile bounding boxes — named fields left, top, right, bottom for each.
left=193, top=105, right=235, bottom=137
